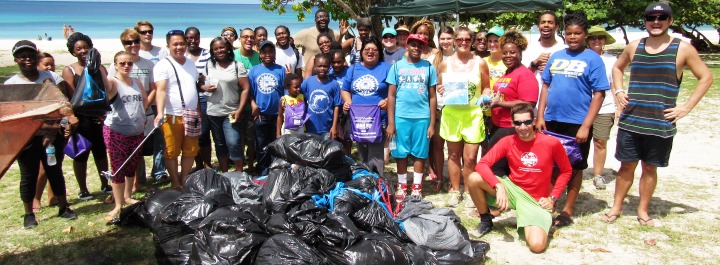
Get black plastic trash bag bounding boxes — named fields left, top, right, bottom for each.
left=263, top=166, right=336, bottom=213
left=190, top=206, right=269, bottom=265
left=429, top=240, right=490, bottom=265
left=265, top=201, right=328, bottom=245
left=328, top=233, right=434, bottom=265
left=109, top=201, right=147, bottom=227
left=221, top=171, right=263, bottom=205
left=318, top=213, right=361, bottom=249
left=146, top=189, right=183, bottom=218
left=70, top=47, right=110, bottom=117
left=183, top=168, right=232, bottom=198
left=268, top=134, right=352, bottom=182
left=160, top=169, right=235, bottom=228
left=155, top=233, right=194, bottom=265
left=255, top=234, right=330, bottom=265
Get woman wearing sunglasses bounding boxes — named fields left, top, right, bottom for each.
left=108, top=29, right=157, bottom=191
left=103, top=51, right=148, bottom=220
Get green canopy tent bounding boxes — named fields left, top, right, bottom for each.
left=371, top=0, right=563, bottom=16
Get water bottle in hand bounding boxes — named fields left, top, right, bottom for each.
left=46, top=144, right=57, bottom=166
left=389, top=137, right=397, bottom=151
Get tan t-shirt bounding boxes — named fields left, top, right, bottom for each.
left=293, top=26, right=339, bottom=68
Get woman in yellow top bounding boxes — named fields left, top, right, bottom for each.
left=436, top=27, right=491, bottom=208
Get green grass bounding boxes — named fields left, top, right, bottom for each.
left=0, top=67, right=718, bottom=264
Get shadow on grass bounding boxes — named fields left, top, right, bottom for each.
left=0, top=227, right=155, bottom=265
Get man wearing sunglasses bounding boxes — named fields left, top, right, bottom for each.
left=466, top=103, right=572, bottom=253
left=134, top=21, right=167, bottom=64
left=605, top=2, right=713, bottom=227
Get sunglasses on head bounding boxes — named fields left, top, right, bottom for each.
left=645, top=15, right=669, bottom=22
left=167, top=29, right=184, bottom=36
left=122, top=39, right=140, bottom=46
left=138, top=30, right=153, bottom=35
left=512, top=120, right=533, bottom=126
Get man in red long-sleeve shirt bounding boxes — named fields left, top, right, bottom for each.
left=467, top=103, right=572, bottom=253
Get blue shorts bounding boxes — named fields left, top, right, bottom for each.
left=391, top=117, right=430, bottom=159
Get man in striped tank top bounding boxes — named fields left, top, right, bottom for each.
left=603, top=2, right=713, bottom=226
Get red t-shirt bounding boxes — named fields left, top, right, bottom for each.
left=491, top=65, right=539, bottom=128
left=475, top=133, right=572, bottom=201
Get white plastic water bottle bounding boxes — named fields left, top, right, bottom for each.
left=389, top=137, right=397, bottom=151
left=46, top=144, right=57, bottom=166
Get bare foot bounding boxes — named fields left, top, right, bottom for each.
left=104, top=195, right=114, bottom=204
left=107, top=208, right=120, bottom=217
left=125, top=198, right=139, bottom=205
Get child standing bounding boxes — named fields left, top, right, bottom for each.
left=276, top=73, right=306, bottom=137
left=387, top=34, right=438, bottom=200
left=302, top=54, right=342, bottom=139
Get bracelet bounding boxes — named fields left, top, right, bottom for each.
left=614, top=89, right=626, bottom=95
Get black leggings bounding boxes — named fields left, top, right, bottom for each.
left=73, top=116, right=108, bottom=163
left=17, top=136, right=68, bottom=203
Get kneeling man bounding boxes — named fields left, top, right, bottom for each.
left=467, top=103, right=572, bottom=253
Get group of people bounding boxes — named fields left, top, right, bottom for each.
left=6, top=3, right=713, bottom=254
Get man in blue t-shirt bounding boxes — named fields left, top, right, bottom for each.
left=386, top=34, right=438, bottom=200
left=302, top=54, right=342, bottom=139
left=249, top=40, right=285, bottom=176
left=535, top=18, right=609, bottom=228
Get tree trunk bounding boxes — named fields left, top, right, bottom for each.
left=620, top=26, right=629, bottom=45
left=671, top=25, right=719, bottom=52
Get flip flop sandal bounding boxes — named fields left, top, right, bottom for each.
left=637, top=217, right=655, bottom=227
left=602, top=213, right=621, bottom=223
left=552, top=215, right=574, bottom=227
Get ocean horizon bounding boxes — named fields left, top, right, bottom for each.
left=0, top=0, right=336, bottom=40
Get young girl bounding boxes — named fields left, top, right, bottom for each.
left=276, top=73, right=305, bottom=137
left=104, top=51, right=148, bottom=218
left=37, top=52, right=56, bottom=72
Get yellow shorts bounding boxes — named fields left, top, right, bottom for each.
left=440, top=106, right=485, bottom=144
left=162, top=115, right=199, bottom=158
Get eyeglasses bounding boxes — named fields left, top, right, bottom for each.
left=382, top=35, right=396, bottom=39
left=363, top=48, right=379, bottom=53
left=222, top=32, right=235, bottom=38
left=644, top=15, right=669, bottom=22
left=240, top=35, right=254, bottom=39
left=455, top=38, right=472, bottom=43
left=587, top=36, right=606, bottom=41
left=512, top=120, right=533, bottom=126
left=122, top=39, right=140, bottom=46
left=118, top=61, right=134, bottom=67
left=167, top=30, right=184, bottom=36
left=138, top=30, right=153, bottom=35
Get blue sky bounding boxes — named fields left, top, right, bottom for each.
left=24, top=0, right=260, bottom=3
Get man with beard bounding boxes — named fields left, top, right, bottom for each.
left=603, top=2, right=713, bottom=227
left=274, top=25, right=303, bottom=76
left=466, top=103, right=572, bottom=253
left=522, top=12, right=566, bottom=98
left=293, top=9, right=341, bottom=70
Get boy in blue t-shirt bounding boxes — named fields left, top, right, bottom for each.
left=386, top=34, right=438, bottom=200
left=302, top=54, right=342, bottom=139
left=249, top=40, right=285, bottom=176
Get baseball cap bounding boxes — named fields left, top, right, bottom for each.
left=382, top=28, right=397, bottom=37
left=258, top=40, right=275, bottom=50
left=12, top=40, right=38, bottom=56
left=487, top=26, right=505, bottom=37
left=406, top=34, right=428, bottom=46
left=396, top=25, right=410, bottom=33
left=587, top=25, right=616, bottom=45
left=644, top=2, right=672, bottom=17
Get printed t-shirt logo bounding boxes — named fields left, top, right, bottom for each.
left=309, top=89, right=330, bottom=114
left=549, top=59, right=588, bottom=78
left=353, top=74, right=379, bottom=96
left=256, top=73, right=278, bottom=94
left=520, top=152, right=538, bottom=167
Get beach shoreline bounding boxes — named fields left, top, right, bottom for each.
left=0, top=30, right=717, bottom=68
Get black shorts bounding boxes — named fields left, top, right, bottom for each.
left=545, top=121, right=591, bottom=170
left=615, top=129, right=673, bottom=167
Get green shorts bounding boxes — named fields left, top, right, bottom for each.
left=439, top=106, right=485, bottom=144
left=486, top=176, right=552, bottom=235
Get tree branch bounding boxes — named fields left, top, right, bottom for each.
left=331, top=0, right=359, bottom=19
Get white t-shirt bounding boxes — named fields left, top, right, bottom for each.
left=4, top=70, right=64, bottom=85
left=275, top=45, right=303, bottom=71
left=522, top=40, right=566, bottom=98
left=598, top=52, right=618, bottom=114
left=153, top=57, right=199, bottom=116
left=139, top=46, right=167, bottom=64
left=108, top=57, right=155, bottom=94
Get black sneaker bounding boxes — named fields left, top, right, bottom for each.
left=78, top=191, right=93, bottom=200
left=58, top=206, right=77, bottom=220
left=101, top=185, right=113, bottom=194
left=476, top=213, right=495, bottom=237
left=23, top=213, right=38, bottom=229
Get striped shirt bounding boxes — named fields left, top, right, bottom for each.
left=618, top=38, right=681, bottom=138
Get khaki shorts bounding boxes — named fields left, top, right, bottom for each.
left=592, top=114, right=615, bottom=140
left=162, top=115, right=199, bottom=158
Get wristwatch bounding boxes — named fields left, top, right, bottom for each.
left=550, top=196, right=557, bottom=202
left=530, top=60, right=538, bottom=69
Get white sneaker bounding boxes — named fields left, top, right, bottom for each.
left=447, top=191, right=461, bottom=207
left=465, top=196, right=476, bottom=209
left=593, top=175, right=606, bottom=190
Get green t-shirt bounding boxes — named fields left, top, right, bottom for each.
left=233, top=49, right=261, bottom=112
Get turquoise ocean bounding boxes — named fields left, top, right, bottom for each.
left=0, top=1, right=336, bottom=40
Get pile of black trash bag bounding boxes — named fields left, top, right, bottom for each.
left=118, top=134, right=489, bottom=264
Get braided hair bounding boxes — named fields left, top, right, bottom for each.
left=564, top=11, right=589, bottom=32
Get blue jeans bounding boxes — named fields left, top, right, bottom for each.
left=254, top=114, right=277, bottom=176
left=208, top=115, right=243, bottom=161
left=198, top=97, right=211, bottom=147
left=150, top=106, right=167, bottom=179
